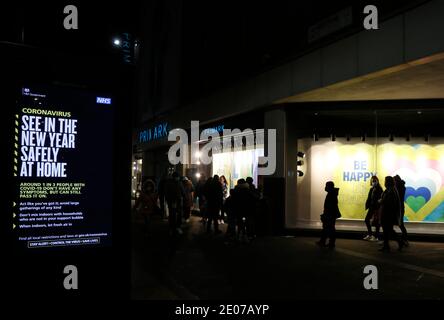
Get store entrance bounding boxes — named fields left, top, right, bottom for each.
left=211, top=148, right=264, bottom=191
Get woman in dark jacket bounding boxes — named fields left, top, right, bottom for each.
left=363, top=176, right=383, bottom=241
left=317, top=181, right=341, bottom=248
left=379, top=176, right=403, bottom=252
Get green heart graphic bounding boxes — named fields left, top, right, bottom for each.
left=406, top=196, right=426, bottom=213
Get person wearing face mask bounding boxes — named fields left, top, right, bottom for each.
left=316, top=181, right=341, bottom=248
left=363, top=176, right=383, bottom=242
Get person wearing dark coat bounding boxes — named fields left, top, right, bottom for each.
left=379, top=176, right=403, bottom=252
left=245, top=177, right=260, bottom=238
left=363, top=176, right=383, bottom=241
left=195, top=175, right=208, bottom=222
left=230, top=179, right=256, bottom=242
left=223, top=190, right=236, bottom=239
left=164, top=172, right=186, bottom=236
left=394, top=174, right=409, bottom=246
left=182, top=177, right=194, bottom=222
left=206, top=175, right=223, bottom=233
left=157, top=172, right=168, bottom=219
left=317, top=181, right=341, bottom=248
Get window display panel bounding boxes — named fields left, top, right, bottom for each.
left=212, top=148, right=264, bottom=190
left=377, top=143, right=444, bottom=222
left=304, top=139, right=444, bottom=223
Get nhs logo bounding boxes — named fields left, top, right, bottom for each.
left=96, top=97, right=112, bottom=104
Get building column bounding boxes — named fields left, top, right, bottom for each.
left=263, top=109, right=286, bottom=234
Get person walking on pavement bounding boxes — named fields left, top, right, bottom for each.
left=363, top=176, right=383, bottom=242
left=317, top=181, right=341, bottom=249
left=394, top=174, right=409, bottom=247
left=379, top=176, right=404, bottom=252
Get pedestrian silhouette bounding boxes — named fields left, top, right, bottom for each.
left=164, top=172, right=185, bottom=236
left=317, top=181, right=341, bottom=248
left=394, top=174, right=409, bottom=247
left=379, top=176, right=403, bottom=252
left=205, top=175, right=223, bottom=234
left=134, top=179, right=158, bottom=237
left=182, top=177, right=194, bottom=223
left=363, top=176, right=383, bottom=242
left=219, top=175, right=228, bottom=223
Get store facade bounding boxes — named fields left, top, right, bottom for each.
left=132, top=0, right=444, bottom=235
left=132, top=117, right=178, bottom=199
left=284, top=104, right=444, bottom=235
left=182, top=111, right=265, bottom=190
left=132, top=110, right=265, bottom=196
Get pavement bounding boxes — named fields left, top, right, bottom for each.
left=131, top=214, right=444, bottom=300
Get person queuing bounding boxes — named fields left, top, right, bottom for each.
left=134, top=179, right=158, bottom=237
left=182, top=177, right=194, bottom=223
left=245, top=177, right=260, bottom=239
left=164, top=172, right=185, bottom=236
left=363, top=176, right=383, bottom=242
left=205, top=175, right=224, bottom=234
left=195, top=174, right=208, bottom=223
left=157, top=169, right=170, bottom=220
left=219, top=175, right=228, bottom=224
left=231, top=179, right=258, bottom=243
left=223, top=187, right=237, bottom=241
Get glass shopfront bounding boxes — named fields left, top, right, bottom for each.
left=297, top=137, right=444, bottom=224
left=212, top=147, right=264, bottom=191
left=289, top=106, right=444, bottom=234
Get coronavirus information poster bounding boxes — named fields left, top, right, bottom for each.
left=12, top=86, right=113, bottom=249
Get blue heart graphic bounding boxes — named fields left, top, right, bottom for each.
left=405, top=187, right=431, bottom=202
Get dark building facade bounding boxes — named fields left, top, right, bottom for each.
left=133, top=0, right=444, bottom=235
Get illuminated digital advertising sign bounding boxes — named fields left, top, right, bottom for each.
left=12, top=86, right=114, bottom=249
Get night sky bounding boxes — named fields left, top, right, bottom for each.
left=3, top=0, right=427, bottom=100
